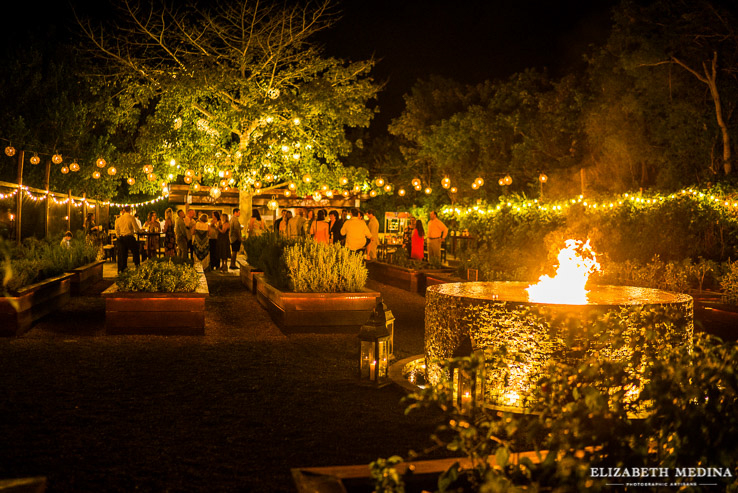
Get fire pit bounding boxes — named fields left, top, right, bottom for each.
left=422, top=240, right=693, bottom=410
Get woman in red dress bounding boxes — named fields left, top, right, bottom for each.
left=311, top=209, right=330, bottom=244
left=410, top=220, right=425, bottom=260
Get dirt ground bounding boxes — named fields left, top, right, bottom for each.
left=0, top=269, right=443, bottom=492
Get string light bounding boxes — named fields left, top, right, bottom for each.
left=302, top=174, right=312, bottom=184
left=70, top=161, right=80, bottom=172
left=52, top=154, right=63, bottom=164
left=339, top=177, right=348, bottom=186
left=127, top=177, right=136, bottom=185
left=5, top=145, right=16, bottom=157
left=61, top=166, right=69, bottom=174
left=441, top=177, right=451, bottom=189
left=398, top=188, right=406, bottom=197
left=107, top=166, right=117, bottom=176
left=30, top=154, right=40, bottom=165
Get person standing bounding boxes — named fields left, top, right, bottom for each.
left=303, top=209, right=315, bottom=237
left=144, top=211, right=161, bottom=259
left=328, top=210, right=342, bottom=244
left=193, top=214, right=211, bottom=270
left=279, top=210, right=292, bottom=236
left=217, top=213, right=231, bottom=273
left=186, top=209, right=197, bottom=260
left=114, top=205, right=141, bottom=272
left=366, top=209, right=380, bottom=260
left=340, top=208, right=372, bottom=255
left=163, top=208, right=177, bottom=257
left=208, top=211, right=222, bottom=272
left=175, top=210, right=189, bottom=260
left=410, top=219, right=425, bottom=260
left=229, top=209, right=242, bottom=269
left=311, top=209, right=330, bottom=244
left=427, top=211, right=448, bottom=264
left=247, top=209, right=266, bottom=237
left=288, top=208, right=305, bottom=238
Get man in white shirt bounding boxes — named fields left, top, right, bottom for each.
left=114, top=205, right=142, bottom=272
left=288, top=208, right=306, bottom=237
left=340, top=208, right=372, bottom=254
left=427, top=210, right=448, bottom=264
left=366, top=209, right=380, bottom=260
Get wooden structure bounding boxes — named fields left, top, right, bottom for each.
left=255, top=275, right=380, bottom=332
left=237, top=258, right=262, bottom=293
left=366, top=260, right=455, bottom=294
left=0, top=273, right=74, bottom=336
left=102, top=267, right=209, bottom=335
left=67, top=260, right=105, bottom=295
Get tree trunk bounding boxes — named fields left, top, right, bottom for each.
left=704, top=54, right=731, bottom=174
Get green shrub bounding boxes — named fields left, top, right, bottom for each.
left=284, top=241, right=367, bottom=292
left=243, top=233, right=273, bottom=269
left=116, top=259, right=200, bottom=292
left=252, top=234, right=301, bottom=290
left=720, top=260, right=738, bottom=304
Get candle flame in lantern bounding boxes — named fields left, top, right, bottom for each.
left=526, top=239, right=600, bottom=304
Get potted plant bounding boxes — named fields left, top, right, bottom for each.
left=102, top=257, right=208, bottom=334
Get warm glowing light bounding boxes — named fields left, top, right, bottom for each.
left=414, top=184, right=422, bottom=191
left=339, top=176, right=348, bottom=186
left=471, top=182, right=479, bottom=190
left=210, top=186, right=222, bottom=199
left=5, top=146, right=16, bottom=157
left=284, top=190, right=291, bottom=197
left=70, top=162, right=80, bottom=172
left=96, top=158, right=106, bottom=168
left=303, top=174, right=312, bottom=183
left=30, top=154, right=40, bottom=165
left=498, top=178, right=505, bottom=186
left=184, top=176, right=192, bottom=184
left=383, top=184, right=392, bottom=192
left=353, top=185, right=361, bottom=193
left=450, top=187, right=458, bottom=194
left=143, top=164, right=153, bottom=174
left=254, top=181, right=262, bottom=189
left=526, top=239, right=601, bottom=304
left=326, top=190, right=334, bottom=198
left=539, top=173, right=548, bottom=183
left=220, top=179, right=228, bottom=188
left=424, top=187, right=432, bottom=195
left=504, top=174, right=512, bottom=185
left=148, top=173, right=157, bottom=182
left=398, top=188, right=406, bottom=196
left=255, top=188, right=262, bottom=195
left=313, top=191, right=323, bottom=201
left=52, top=154, right=63, bottom=164
left=288, top=182, right=297, bottom=190
left=293, top=117, right=301, bottom=125
left=192, top=182, right=201, bottom=192
left=375, top=177, right=385, bottom=187
left=267, top=198, right=279, bottom=210
left=60, top=166, right=69, bottom=174
left=185, top=169, right=194, bottom=178
left=108, top=166, right=117, bottom=175
left=441, top=177, right=451, bottom=189
left=475, top=177, right=484, bottom=186
left=342, top=190, right=350, bottom=198
left=411, top=178, right=421, bottom=187
left=321, top=184, right=329, bottom=192
left=265, top=174, right=274, bottom=182
left=127, top=177, right=136, bottom=185
left=369, top=190, right=377, bottom=197
left=169, top=158, right=176, bottom=166
left=92, top=171, right=101, bottom=179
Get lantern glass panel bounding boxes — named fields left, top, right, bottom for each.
left=377, top=338, right=389, bottom=380
left=360, top=340, right=375, bottom=380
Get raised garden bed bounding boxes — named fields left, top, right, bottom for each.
left=366, top=260, right=455, bottom=294
left=0, top=273, right=74, bottom=337
left=237, top=258, right=263, bottom=293
left=67, top=259, right=105, bottom=296
left=423, top=272, right=466, bottom=293
left=255, top=274, right=380, bottom=332
left=101, top=267, right=209, bottom=335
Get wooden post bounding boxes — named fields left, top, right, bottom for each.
left=82, top=192, right=87, bottom=229
left=15, top=150, right=24, bottom=244
left=67, top=189, right=72, bottom=232
left=44, top=160, right=51, bottom=238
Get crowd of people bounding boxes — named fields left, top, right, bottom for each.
left=109, top=204, right=448, bottom=272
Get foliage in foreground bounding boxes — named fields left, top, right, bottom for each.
left=373, top=327, right=738, bottom=491
left=283, top=241, right=367, bottom=293
left=116, top=258, right=200, bottom=293
left=3, top=234, right=99, bottom=293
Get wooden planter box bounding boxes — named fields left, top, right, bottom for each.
left=255, top=275, right=380, bottom=332
left=0, top=273, right=74, bottom=337
left=695, top=298, right=738, bottom=341
left=237, top=258, right=263, bottom=293
left=366, top=261, right=455, bottom=294
left=102, top=268, right=209, bottom=335
left=68, top=260, right=105, bottom=295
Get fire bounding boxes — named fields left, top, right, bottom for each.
left=526, top=239, right=601, bottom=304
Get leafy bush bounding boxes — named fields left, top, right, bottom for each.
left=243, top=233, right=273, bottom=269
left=284, top=241, right=367, bottom=292
left=116, top=259, right=200, bottom=292
left=720, top=260, right=738, bottom=304
left=250, top=234, right=301, bottom=290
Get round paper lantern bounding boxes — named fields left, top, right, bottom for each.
left=96, top=158, right=106, bottom=168
left=30, top=154, right=40, bottom=165
left=5, top=146, right=16, bottom=157
left=52, top=154, right=63, bottom=164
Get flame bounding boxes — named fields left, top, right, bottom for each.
left=526, top=239, right=601, bottom=304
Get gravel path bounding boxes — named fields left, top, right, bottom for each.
left=0, top=272, right=437, bottom=492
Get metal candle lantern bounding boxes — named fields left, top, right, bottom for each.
left=358, top=302, right=392, bottom=387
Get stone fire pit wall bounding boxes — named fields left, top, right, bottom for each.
left=424, top=281, right=694, bottom=408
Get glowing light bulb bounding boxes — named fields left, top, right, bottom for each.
left=5, top=146, right=16, bottom=157
left=424, top=187, right=432, bottom=195
left=369, top=190, right=377, bottom=197
left=107, top=166, right=117, bottom=175
left=339, top=177, right=348, bottom=186
left=441, top=177, right=451, bottom=189
left=92, top=171, right=101, bottom=179
left=53, top=154, right=63, bottom=164
left=30, top=154, right=40, bottom=165
left=61, top=166, right=69, bottom=174
left=127, top=177, right=136, bottom=185
left=411, top=178, right=421, bottom=187
left=70, top=162, right=80, bottom=172
left=398, top=188, right=406, bottom=197
left=303, top=174, right=312, bottom=183
left=375, top=177, right=385, bottom=187
left=475, top=177, right=484, bottom=186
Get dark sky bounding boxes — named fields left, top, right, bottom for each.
left=3, top=0, right=617, bottom=132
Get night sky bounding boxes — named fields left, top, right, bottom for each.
left=3, top=0, right=617, bottom=132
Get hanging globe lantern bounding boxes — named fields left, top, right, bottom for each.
left=353, top=185, right=361, bottom=193
left=326, top=190, right=334, bottom=198
left=339, top=176, right=348, bottom=186
left=424, top=187, right=432, bottom=195
left=108, top=166, right=117, bottom=176
left=284, top=190, right=292, bottom=197
left=70, top=161, right=80, bottom=172
left=224, top=170, right=232, bottom=179
left=498, top=178, right=505, bottom=186
left=210, top=186, right=222, bottom=199
left=398, top=188, right=406, bottom=197
left=302, top=174, right=312, bottom=184
left=411, top=178, right=421, bottom=188
left=254, top=180, right=262, bottom=189
left=539, top=173, right=548, bottom=183
left=52, top=154, right=63, bottom=164
left=148, top=172, right=157, bottom=182
left=369, top=190, right=377, bottom=197
left=414, top=184, right=422, bottom=191
left=475, top=177, right=484, bottom=186
left=312, top=191, right=322, bottom=201
left=127, top=177, right=136, bottom=186
left=143, top=164, right=153, bottom=174
left=504, top=174, right=512, bottom=185
left=472, top=182, right=479, bottom=190
left=96, top=158, right=106, bottom=168
left=92, top=171, right=101, bottom=179
left=184, top=175, right=193, bottom=184
left=185, top=169, right=194, bottom=178
left=384, top=184, right=392, bottom=193
left=441, top=177, right=451, bottom=189
left=30, top=154, right=40, bottom=165
left=60, top=166, right=69, bottom=174
left=265, top=173, right=274, bottom=182
left=267, top=197, right=279, bottom=210
left=342, top=190, right=350, bottom=198
left=220, top=179, right=228, bottom=188
left=255, top=188, right=262, bottom=195
left=450, top=187, right=458, bottom=194
left=375, top=177, right=385, bottom=187
left=161, top=181, right=168, bottom=189
left=5, top=145, right=16, bottom=157
left=321, top=184, right=329, bottom=192
left=192, top=182, right=201, bottom=192
left=288, top=181, right=297, bottom=191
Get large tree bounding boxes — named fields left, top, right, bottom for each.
left=76, top=0, right=379, bottom=196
